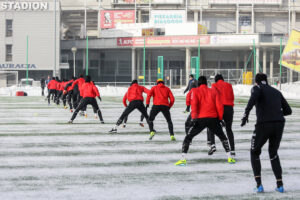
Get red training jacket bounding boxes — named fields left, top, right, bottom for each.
left=186, top=89, right=193, bottom=106
left=81, top=82, right=100, bottom=98
left=122, top=83, right=149, bottom=107
left=191, top=84, right=224, bottom=120
left=47, top=79, right=57, bottom=90
left=146, top=83, right=175, bottom=107
left=212, top=80, right=234, bottom=107
left=70, top=78, right=85, bottom=96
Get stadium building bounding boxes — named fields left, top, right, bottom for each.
left=1, top=0, right=300, bottom=86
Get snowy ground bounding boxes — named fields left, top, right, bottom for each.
left=0, top=96, right=300, bottom=200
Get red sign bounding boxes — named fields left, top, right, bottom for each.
left=117, top=36, right=210, bottom=47
left=100, top=10, right=135, bottom=29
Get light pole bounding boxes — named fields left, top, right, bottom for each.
left=71, top=47, right=77, bottom=77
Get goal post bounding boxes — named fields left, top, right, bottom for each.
left=0, top=71, right=18, bottom=87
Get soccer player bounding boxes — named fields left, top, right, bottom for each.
left=241, top=73, right=292, bottom=193
left=146, top=79, right=175, bottom=141
left=68, top=76, right=104, bottom=124
left=47, top=77, right=58, bottom=105
left=64, top=77, right=77, bottom=112
left=70, top=74, right=85, bottom=115
left=207, top=74, right=235, bottom=157
left=109, top=80, right=150, bottom=133
left=175, top=76, right=233, bottom=166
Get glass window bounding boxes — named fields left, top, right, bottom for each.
left=6, top=20, right=13, bottom=37
left=6, top=45, right=12, bottom=62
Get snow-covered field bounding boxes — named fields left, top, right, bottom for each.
left=0, top=95, right=300, bottom=200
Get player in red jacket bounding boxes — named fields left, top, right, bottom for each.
left=68, top=76, right=104, bottom=124
left=207, top=74, right=236, bottom=157
left=70, top=74, right=86, bottom=115
left=146, top=79, right=175, bottom=141
left=55, top=79, right=64, bottom=106
left=47, top=77, right=58, bottom=105
left=184, top=80, right=198, bottom=135
left=175, top=76, right=234, bottom=166
left=109, top=80, right=150, bottom=133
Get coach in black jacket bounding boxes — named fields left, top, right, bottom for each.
left=241, top=73, right=292, bottom=193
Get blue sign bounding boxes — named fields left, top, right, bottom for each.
left=0, top=64, right=37, bottom=69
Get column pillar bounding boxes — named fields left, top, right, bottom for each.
left=194, top=11, right=198, bottom=22
left=251, top=4, right=255, bottom=33
left=236, top=5, right=239, bottom=34
left=256, top=47, right=260, bottom=74
left=137, top=49, right=141, bottom=77
left=185, top=48, right=191, bottom=85
left=263, top=49, right=267, bottom=74
left=138, top=10, right=142, bottom=23
left=270, top=50, right=274, bottom=83
left=292, top=11, right=296, bottom=29
left=244, top=52, right=247, bottom=70
left=131, top=48, right=136, bottom=80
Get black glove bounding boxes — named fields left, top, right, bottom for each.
left=98, top=96, right=102, bottom=101
left=220, top=120, right=226, bottom=127
left=186, top=105, right=190, bottom=112
left=146, top=104, right=149, bottom=109
left=241, top=114, right=249, bottom=127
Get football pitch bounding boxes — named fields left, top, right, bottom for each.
left=0, top=96, right=300, bottom=200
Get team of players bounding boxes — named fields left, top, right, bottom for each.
left=45, top=73, right=291, bottom=193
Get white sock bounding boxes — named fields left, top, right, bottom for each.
left=182, top=153, right=187, bottom=160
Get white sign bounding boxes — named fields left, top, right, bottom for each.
left=150, top=10, right=186, bottom=25
left=209, top=0, right=281, bottom=4
left=210, top=35, right=259, bottom=45
left=0, top=2, right=49, bottom=11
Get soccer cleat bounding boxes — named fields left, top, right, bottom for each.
left=68, top=120, right=73, bottom=124
left=79, top=111, right=84, bottom=116
left=100, top=121, right=105, bottom=124
left=254, top=185, right=264, bottom=193
left=208, top=145, right=216, bottom=155
left=109, top=128, right=117, bottom=133
left=175, top=159, right=187, bottom=166
left=64, top=106, right=68, bottom=109
left=123, top=124, right=126, bottom=128
left=70, top=109, right=73, bottom=113
left=84, top=114, right=87, bottom=118
left=139, top=123, right=144, bottom=127
left=228, top=157, right=236, bottom=164
left=149, top=131, right=156, bottom=140
left=170, top=135, right=176, bottom=141
left=275, top=186, right=284, bottom=193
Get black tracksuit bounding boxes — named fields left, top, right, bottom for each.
left=182, top=118, right=230, bottom=154
left=243, top=83, right=292, bottom=187
left=40, top=78, right=45, bottom=96
left=207, top=105, right=235, bottom=151
left=116, top=100, right=150, bottom=128
left=149, top=105, right=174, bottom=136
left=71, top=97, right=104, bottom=122
left=47, top=89, right=57, bottom=104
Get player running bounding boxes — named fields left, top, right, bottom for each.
left=68, top=76, right=104, bottom=124
left=70, top=74, right=85, bottom=116
left=109, top=80, right=150, bottom=133
left=146, top=79, right=175, bottom=141
left=241, top=73, right=292, bottom=193
left=175, top=76, right=233, bottom=166
left=207, top=74, right=235, bottom=158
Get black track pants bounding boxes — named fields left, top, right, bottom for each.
left=47, top=89, right=57, bottom=104
left=208, top=106, right=235, bottom=151
left=182, top=118, right=230, bottom=154
left=116, top=100, right=149, bottom=128
left=71, top=97, right=104, bottom=122
left=149, top=105, right=174, bottom=136
left=251, top=122, right=284, bottom=181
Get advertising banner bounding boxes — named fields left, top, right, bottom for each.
left=150, top=10, right=186, bottom=25
left=100, top=10, right=135, bottom=29
left=210, top=35, right=258, bottom=45
left=117, top=36, right=210, bottom=47
left=120, top=0, right=183, bottom=4
left=209, top=0, right=281, bottom=4
left=281, top=29, right=300, bottom=73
